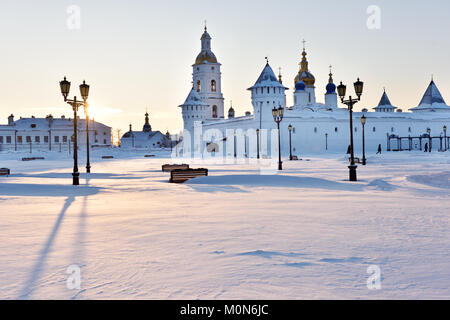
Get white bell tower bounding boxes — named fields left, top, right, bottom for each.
left=192, top=26, right=224, bottom=119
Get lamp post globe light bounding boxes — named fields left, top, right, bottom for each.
left=288, top=124, right=293, bottom=160
left=443, top=125, right=447, bottom=151
left=272, top=106, right=284, bottom=170
left=337, top=78, right=364, bottom=182
left=59, top=77, right=91, bottom=185
left=360, top=114, right=367, bottom=165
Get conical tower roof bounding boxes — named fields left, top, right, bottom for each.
left=248, top=63, right=288, bottom=90
left=181, top=87, right=208, bottom=106
left=418, top=80, right=446, bottom=106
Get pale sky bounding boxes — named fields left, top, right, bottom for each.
left=1, top=0, right=449, bottom=138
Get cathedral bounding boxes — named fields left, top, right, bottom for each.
left=179, top=27, right=450, bottom=156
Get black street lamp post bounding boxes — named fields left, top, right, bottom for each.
left=80, top=81, right=91, bottom=173
left=427, top=128, right=432, bottom=152
left=325, top=133, right=328, bottom=151
left=272, top=106, right=284, bottom=170
left=256, top=128, right=260, bottom=159
left=233, top=132, right=237, bottom=158
left=444, top=125, right=447, bottom=151
left=337, top=78, right=364, bottom=182
left=361, top=114, right=367, bottom=165
left=288, top=124, right=293, bottom=160
left=59, top=77, right=90, bottom=185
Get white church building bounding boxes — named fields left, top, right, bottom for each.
left=179, top=27, right=450, bottom=157
left=0, top=114, right=111, bottom=152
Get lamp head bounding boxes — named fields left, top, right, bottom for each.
left=354, top=78, right=364, bottom=100
left=288, top=124, right=292, bottom=131
left=79, top=80, right=90, bottom=101
left=337, top=81, right=346, bottom=101
left=59, top=77, right=71, bottom=100
left=361, top=114, right=366, bottom=125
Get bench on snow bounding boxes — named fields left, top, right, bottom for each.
left=144, top=154, right=155, bottom=158
left=0, top=168, right=10, bottom=176
left=101, top=156, right=114, bottom=159
left=22, top=157, right=44, bottom=161
left=162, top=164, right=189, bottom=172
left=169, top=168, right=208, bottom=183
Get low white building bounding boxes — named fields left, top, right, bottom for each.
left=120, top=112, right=171, bottom=149
left=0, top=114, right=112, bottom=152
left=179, top=28, right=450, bottom=156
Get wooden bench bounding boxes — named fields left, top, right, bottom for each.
left=170, top=168, right=208, bottom=183
left=291, top=155, right=299, bottom=160
left=162, top=164, right=189, bottom=172
left=0, top=168, right=10, bottom=176
left=102, top=156, right=114, bottom=159
left=144, top=154, right=155, bottom=158
left=22, top=157, right=45, bottom=161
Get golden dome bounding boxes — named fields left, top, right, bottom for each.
left=294, top=49, right=315, bottom=86
left=195, top=51, right=217, bottom=64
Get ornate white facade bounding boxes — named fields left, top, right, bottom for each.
left=179, top=28, right=450, bottom=156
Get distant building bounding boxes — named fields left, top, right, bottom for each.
left=0, top=114, right=111, bottom=151
left=120, top=112, right=171, bottom=149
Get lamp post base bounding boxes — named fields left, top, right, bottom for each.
left=72, top=172, right=80, bottom=185
left=278, top=161, right=283, bottom=171
left=86, top=165, right=91, bottom=173
left=362, top=158, right=367, bottom=165
left=348, top=164, right=358, bottom=182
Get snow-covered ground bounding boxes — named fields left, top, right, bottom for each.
left=0, top=149, right=449, bottom=299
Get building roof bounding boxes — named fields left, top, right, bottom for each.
left=409, top=80, right=450, bottom=112
left=0, top=116, right=110, bottom=131
left=248, top=63, right=288, bottom=90
left=373, top=91, right=396, bottom=110
left=180, top=88, right=208, bottom=106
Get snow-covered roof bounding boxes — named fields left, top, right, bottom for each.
left=373, top=91, right=396, bottom=110
left=410, top=81, right=450, bottom=112
left=248, top=63, right=288, bottom=90
left=0, top=116, right=110, bottom=131
left=180, top=88, right=208, bottom=106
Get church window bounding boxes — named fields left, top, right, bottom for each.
left=55, top=136, right=59, bottom=143
left=26, top=136, right=31, bottom=143
left=0, top=136, right=3, bottom=144
left=6, top=136, right=11, bottom=144
left=63, top=136, right=67, bottom=143
left=408, top=127, right=411, bottom=132
left=355, top=127, right=357, bottom=132
left=314, top=127, right=317, bottom=133
left=211, top=67, right=215, bottom=70
left=212, top=105, right=218, bottom=118
left=373, top=127, right=376, bottom=132
left=267, top=87, right=270, bottom=94
left=44, top=136, right=49, bottom=143
left=273, top=88, right=276, bottom=94
left=197, top=80, right=201, bottom=92
left=335, top=127, right=338, bottom=132
left=211, top=80, right=216, bottom=92
left=293, top=127, right=296, bottom=133
left=17, top=136, right=23, bottom=144
left=391, top=127, right=394, bottom=132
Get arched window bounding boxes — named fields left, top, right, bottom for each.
left=211, top=80, right=216, bottom=92
left=267, top=87, right=270, bottom=94
left=314, top=127, right=317, bottom=133
left=373, top=127, right=376, bottom=132
left=212, top=105, right=217, bottom=118
left=335, top=127, right=338, bottom=132
left=196, top=80, right=201, bottom=92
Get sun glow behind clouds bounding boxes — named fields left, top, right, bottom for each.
left=87, top=102, right=123, bottom=120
